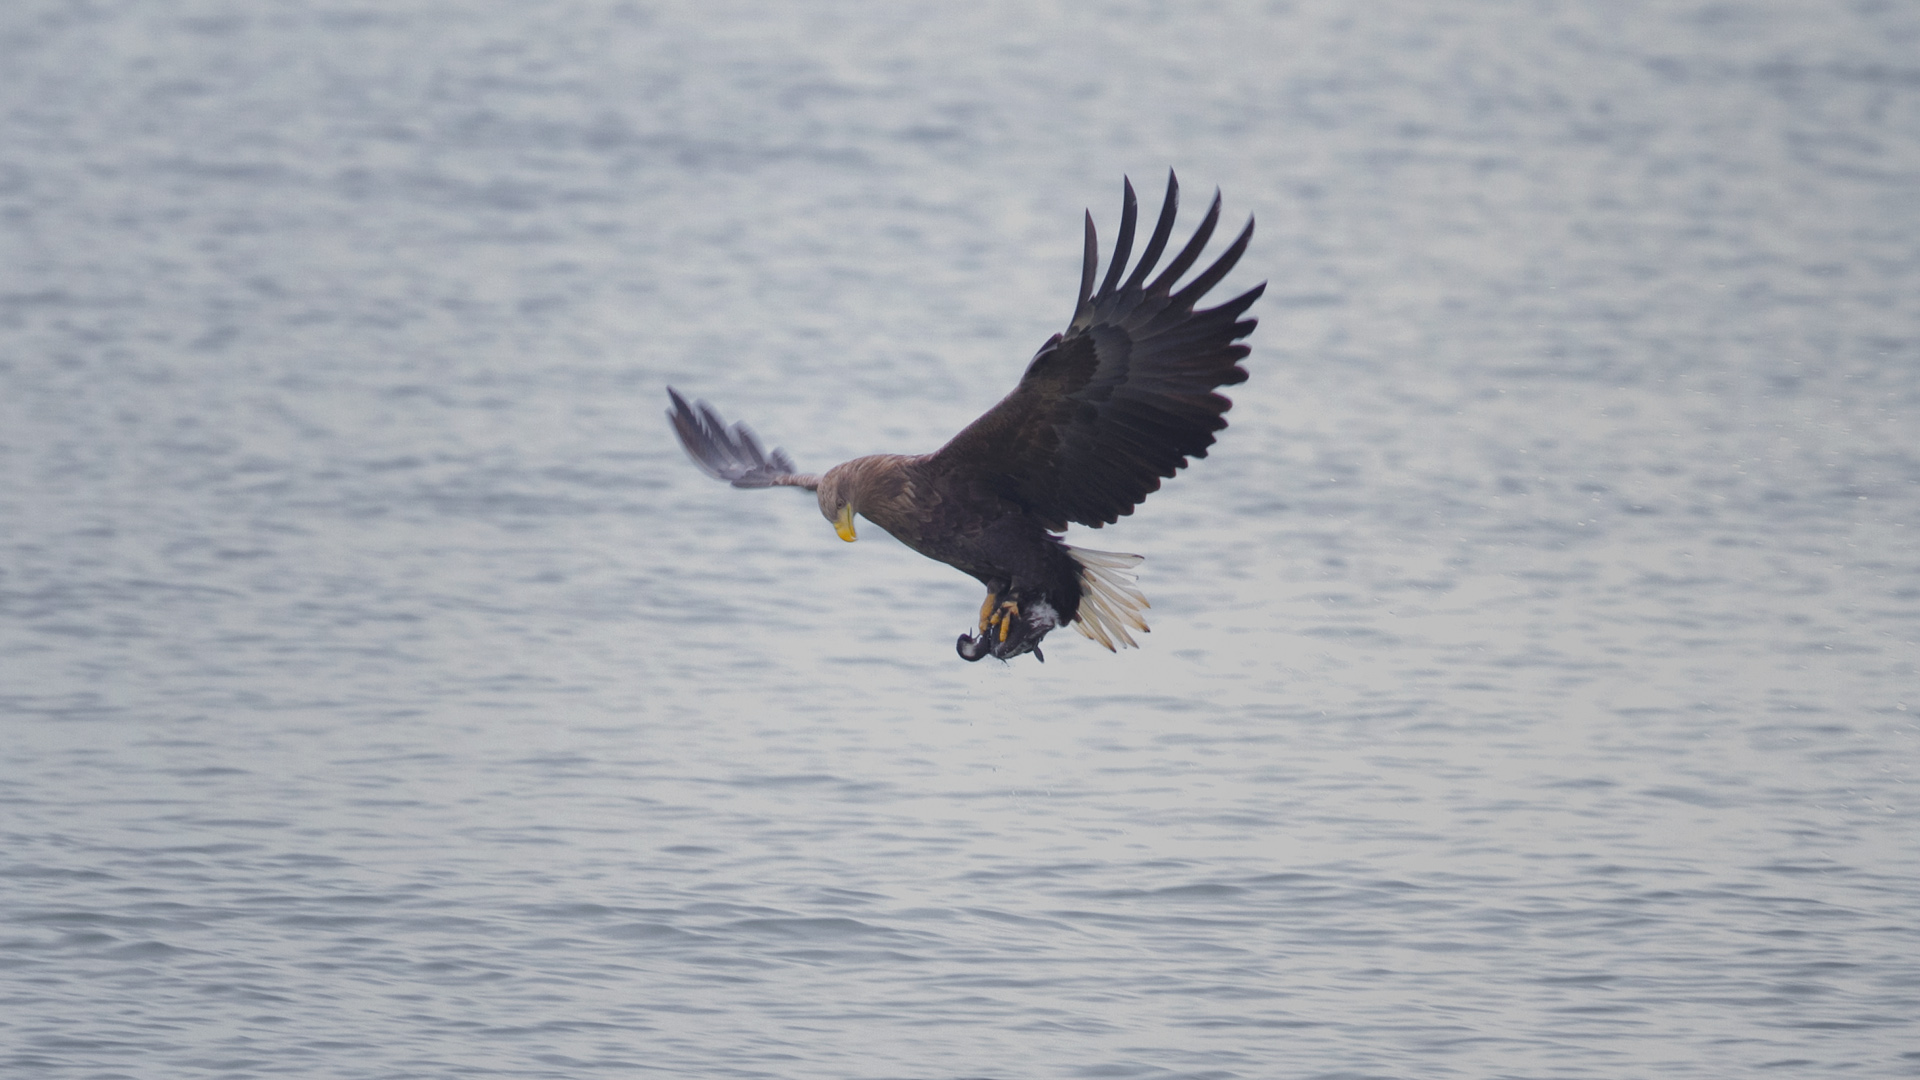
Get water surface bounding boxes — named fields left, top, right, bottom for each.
left=3, top=1, right=1918, bottom=1077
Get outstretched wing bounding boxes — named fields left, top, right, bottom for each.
left=666, top=388, right=819, bottom=490
left=932, top=172, right=1264, bottom=530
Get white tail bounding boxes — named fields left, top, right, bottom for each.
left=1066, top=546, right=1150, bottom=651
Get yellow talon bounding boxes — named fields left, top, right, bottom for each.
left=994, top=599, right=1020, bottom=643
left=978, top=592, right=1000, bottom=634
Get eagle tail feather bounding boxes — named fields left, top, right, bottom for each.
left=1066, top=546, right=1149, bottom=651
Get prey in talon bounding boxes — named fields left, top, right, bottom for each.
left=957, top=588, right=1057, bottom=663
left=667, top=171, right=1262, bottom=662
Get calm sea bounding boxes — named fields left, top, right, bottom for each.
left=3, top=1, right=1917, bottom=1077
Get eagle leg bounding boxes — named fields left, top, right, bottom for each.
left=978, top=590, right=1001, bottom=635
left=994, top=599, right=1021, bottom=643
left=956, top=588, right=1059, bottom=663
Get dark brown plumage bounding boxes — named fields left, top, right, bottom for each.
left=667, top=172, right=1262, bottom=662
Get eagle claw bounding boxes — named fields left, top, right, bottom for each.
left=956, top=594, right=1053, bottom=662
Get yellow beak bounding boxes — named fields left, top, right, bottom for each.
left=834, top=503, right=857, bottom=542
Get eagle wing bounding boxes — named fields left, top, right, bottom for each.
left=931, top=173, right=1262, bottom=531
left=666, top=387, right=819, bottom=490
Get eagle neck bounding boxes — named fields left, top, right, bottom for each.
left=839, top=454, right=927, bottom=539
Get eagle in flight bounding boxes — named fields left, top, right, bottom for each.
left=667, top=172, right=1262, bottom=663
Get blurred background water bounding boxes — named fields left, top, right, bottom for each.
left=3, top=1, right=1918, bottom=1077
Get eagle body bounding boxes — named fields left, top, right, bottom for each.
left=819, top=453, right=1086, bottom=659
left=668, top=172, right=1262, bottom=662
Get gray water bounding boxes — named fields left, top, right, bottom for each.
left=3, top=1, right=1918, bottom=1077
